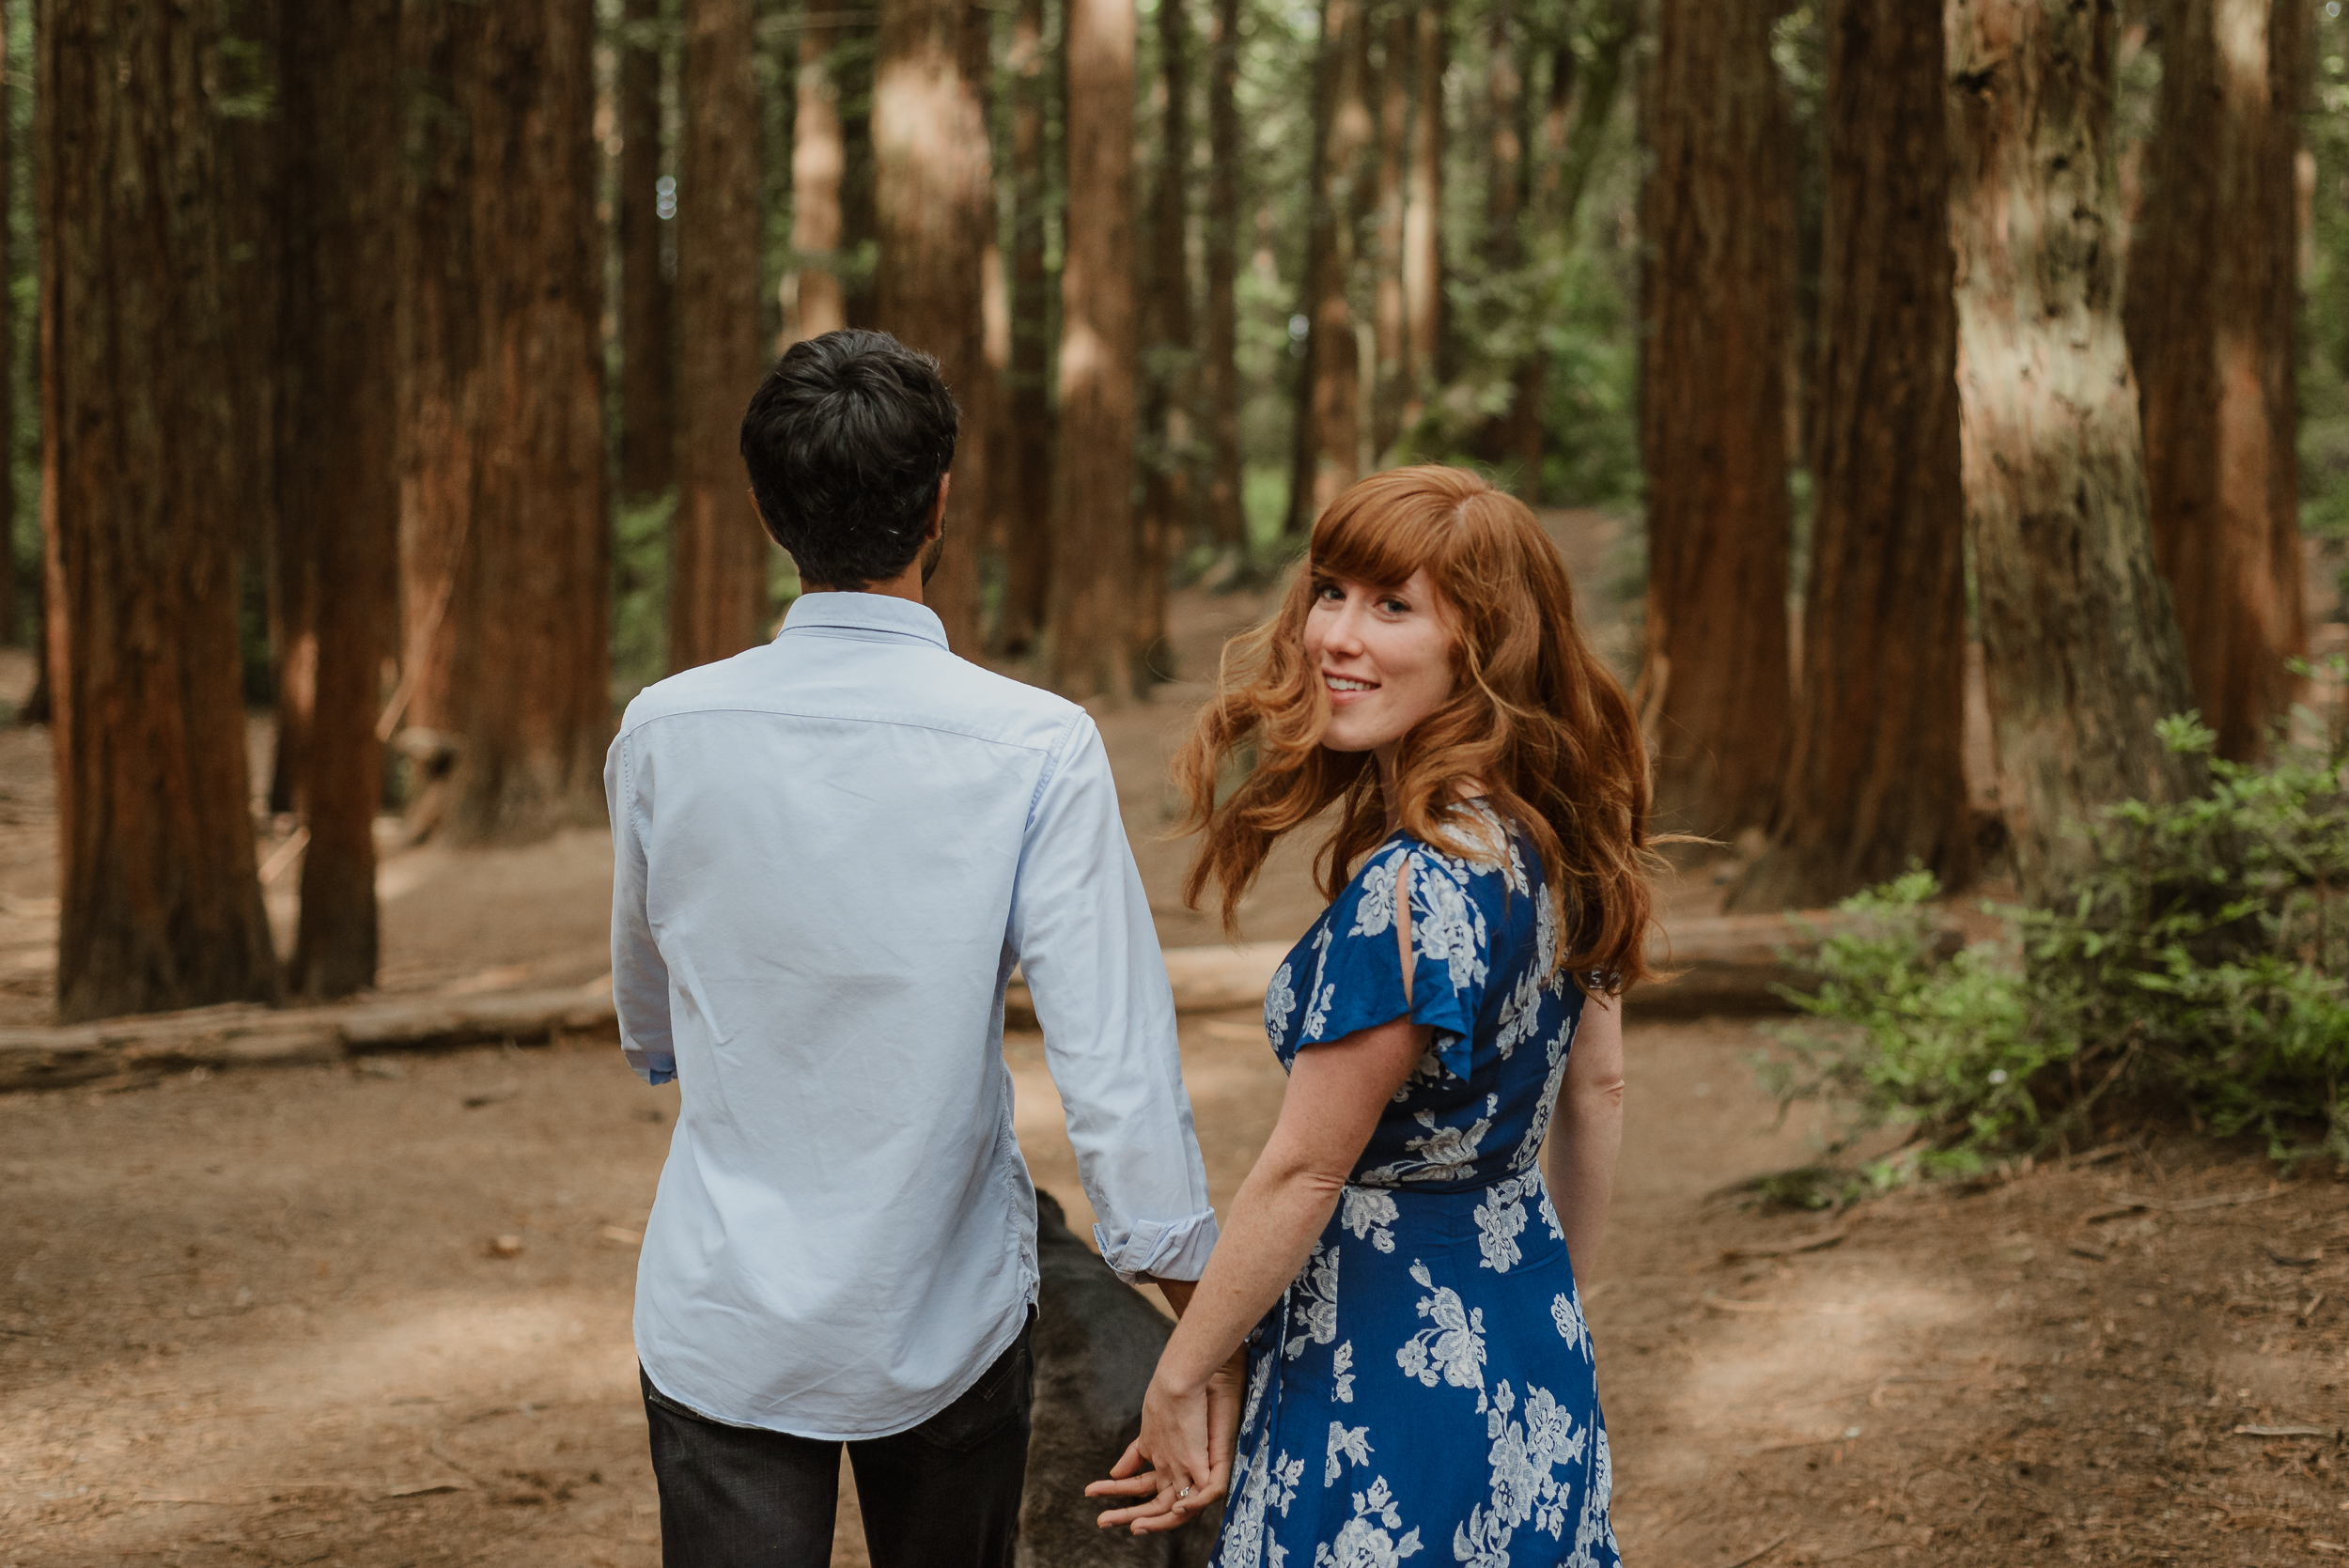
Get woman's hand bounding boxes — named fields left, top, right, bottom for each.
left=1084, top=1349, right=1247, bottom=1533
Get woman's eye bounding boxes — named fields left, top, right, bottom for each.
left=1378, top=598, right=1409, bottom=615
left=1315, top=582, right=1344, bottom=602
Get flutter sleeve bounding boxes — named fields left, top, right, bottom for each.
left=1283, top=841, right=1495, bottom=1082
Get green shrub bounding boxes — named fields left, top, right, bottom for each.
left=1766, top=712, right=2349, bottom=1172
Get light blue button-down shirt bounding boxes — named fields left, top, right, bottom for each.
left=607, top=592, right=1218, bottom=1440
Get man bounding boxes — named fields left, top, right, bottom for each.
left=607, top=329, right=1218, bottom=1565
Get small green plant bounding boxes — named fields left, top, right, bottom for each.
left=1766, top=713, right=2349, bottom=1173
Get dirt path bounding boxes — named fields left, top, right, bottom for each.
left=5, top=552, right=2345, bottom=1567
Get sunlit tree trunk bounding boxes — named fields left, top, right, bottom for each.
left=1732, top=0, right=1970, bottom=911
left=1639, top=0, right=1796, bottom=844
left=1284, top=0, right=1370, bottom=537
left=873, top=0, right=989, bottom=654
left=1400, top=0, right=1446, bottom=431
left=1135, top=0, right=1194, bottom=677
left=1947, top=0, right=2200, bottom=904
left=397, top=0, right=612, bottom=846
left=995, top=0, right=1054, bottom=654
left=39, top=0, right=279, bottom=1021
left=670, top=0, right=769, bottom=671
left=2125, top=0, right=2309, bottom=761
left=786, top=15, right=848, bottom=342
left=619, top=0, right=677, bottom=500
left=1045, top=0, right=1139, bottom=700
left=275, top=0, right=400, bottom=997
left=1201, top=0, right=1246, bottom=557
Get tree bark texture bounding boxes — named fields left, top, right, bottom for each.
left=619, top=0, right=677, bottom=499
left=1486, top=0, right=1541, bottom=498
left=1400, top=0, right=1446, bottom=430
left=787, top=15, right=848, bottom=341
left=872, top=0, right=991, bottom=656
left=995, top=0, right=1055, bottom=654
left=39, top=0, right=280, bottom=1021
left=1946, top=0, right=2200, bottom=904
left=670, top=0, right=770, bottom=672
left=1284, top=0, right=1370, bottom=537
left=1371, top=8, right=1409, bottom=458
left=0, top=10, right=16, bottom=645
left=276, top=0, right=400, bottom=998
left=1045, top=0, right=1140, bottom=700
left=1731, top=0, right=1971, bottom=911
left=2124, top=0, right=2309, bottom=761
left=1135, top=0, right=1195, bottom=676
left=1202, top=0, right=1247, bottom=553
left=1638, top=0, right=1797, bottom=845
left=396, top=0, right=612, bottom=846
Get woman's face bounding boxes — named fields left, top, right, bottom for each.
left=1302, top=567, right=1456, bottom=757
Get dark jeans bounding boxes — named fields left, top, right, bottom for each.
left=640, top=1315, right=1034, bottom=1568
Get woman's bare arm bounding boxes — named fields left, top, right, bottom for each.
left=1541, top=987, right=1625, bottom=1284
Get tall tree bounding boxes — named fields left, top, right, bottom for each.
left=2125, top=0, right=2310, bottom=761
left=1135, top=0, right=1195, bottom=675
left=1201, top=0, right=1247, bottom=558
left=1485, top=0, right=1541, bottom=498
left=396, top=0, right=612, bottom=846
left=670, top=0, right=769, bottom=671
left=872, top=0, right=990, bottom=654
left=39, top=0, right=279, bottom=1020
left=1284, top=0, right=1372, bottom=537
left=1045, top=0, right=1140, bottom=699
left=787, top=13, right=848, bottom=341
left=1731, top=0, right=1970, bottom=911
left=1399, top=0, right=1447, bottom=431
left=0, top=8, right=15, bottom=646
left=1638, top=0, right=1796, bottom=844
left=1371, top=8, right=1410, bottom=458
left=995, top=0, right=1055, bottom=653
left=619, top=0, right=677, bottom=500
left=275, top=0, right=400, bottom=997
left=1947, top=0, right=2200, bottom=903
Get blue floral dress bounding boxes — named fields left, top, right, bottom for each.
left=1213, top=807, right=1620, bottom=1568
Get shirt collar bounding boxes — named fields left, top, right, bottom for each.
left=780, top=592, right=950, bottom=651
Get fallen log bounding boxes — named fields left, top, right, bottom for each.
left=0, top=985, right=618, bottom=1094
left=1003, top=911, right=1962, bottom=1029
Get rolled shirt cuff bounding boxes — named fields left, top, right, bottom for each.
left=1094, top=1207, right=1221, bottom=1286
left=626, top=1046, right=677, bottom=1087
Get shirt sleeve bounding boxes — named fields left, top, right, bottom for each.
left=1287, top=844, right=1494, bottom=1083
left=1006, top=714, right=1219, bottom=1284
left=607, top=728, right=677, bottom=1086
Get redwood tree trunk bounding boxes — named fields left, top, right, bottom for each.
left=1371, top=8, right=1409, bottom=458
left=1638, top=0, right=1796, bottom=844
left=1486, top=0, right=1542, bottom=498
left=1400, top=0, right=1446, bottom=431
left=619, top=0, right=677, bottom=500
left=995, top=0, right=1054, bottom=653
left=1201, top=0, right=1246, bottom=554
left=872, top=0, right=990, bottom=655
left=397, top=0, right=612, bottom=846
left=2125, top=0, right=2309, bottom=762
left=1045, top=0, right=1140, bottom=700
left=39, top=0, right=280, bottom=1021
left=1284, top=0, right=1370, bottom=537
left=278, top=0, right=400, bottom=997
left=670, top=0, right=769, bottom=671
left=1731, top=0, right=1971, bottom=911
left=1947, top=0, right=2200, bottom=904
left=787, top=14, right=848, bottom=341
left=0, top=10, right=16, bottom=646
left=1135, top=0, right=1195, bottom=678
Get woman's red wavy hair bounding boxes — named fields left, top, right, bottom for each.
left=1174, top=465, right=1658, bottom=992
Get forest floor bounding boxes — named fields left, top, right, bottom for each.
left=3, top=517, right=2346, bottom=1567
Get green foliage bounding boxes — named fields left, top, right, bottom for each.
left=1767, top=719, right=2349, bottom=1173
left=611, top=490, right=675, bottom=706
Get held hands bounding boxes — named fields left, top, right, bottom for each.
left=1083, top=1349, right=1248, bottom=1534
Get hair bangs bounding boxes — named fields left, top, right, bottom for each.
left=1307, top=467, right=1474, bottom=592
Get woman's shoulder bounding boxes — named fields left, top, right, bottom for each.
left=1369, top=800, right=1533, bottom=902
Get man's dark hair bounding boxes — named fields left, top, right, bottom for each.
left=739, top=329, right=959, bottom=591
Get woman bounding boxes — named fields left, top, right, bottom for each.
left=1088, top=466, right=1656, bottom=1564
